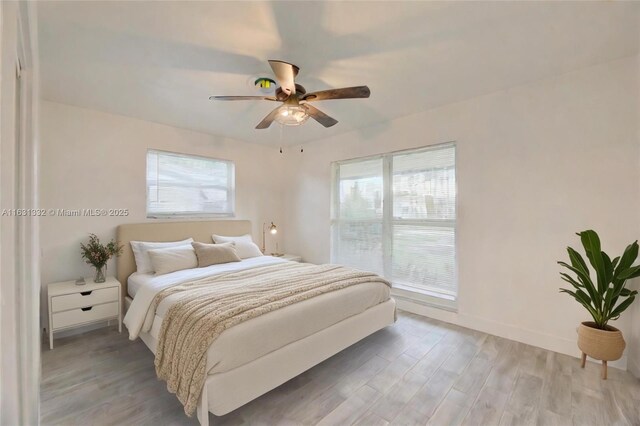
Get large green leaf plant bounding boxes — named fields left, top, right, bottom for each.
left=559, top=230, right=640, bottom=330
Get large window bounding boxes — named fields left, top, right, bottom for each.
left=331, top=143, right=456, bottom=301
left=146, top=150, right=235, bottom=218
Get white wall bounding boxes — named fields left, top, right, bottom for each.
left=283, top=56, right=640, bottom=368
left=39, top=101, right=285, bottom=317
left=1, top=2, right=40, bottom=424
left=629, top=53, right=640, bottom=379
left=630, top=284, right=640, bottom=377
left=0, top=4, right=21, bottom=422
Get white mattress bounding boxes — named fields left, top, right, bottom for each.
left=127, top=272, right=148, bottom=297
left=124, top=257, right=390, bottom=375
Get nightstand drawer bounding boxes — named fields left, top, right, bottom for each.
left=51, top=302, right=119, bottom=330
left=51, top=287, right=118, bottom=313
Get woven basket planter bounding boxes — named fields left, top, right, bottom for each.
left=577, top=321, right=625, bottom=379
left=578, top=322, right=625, bottom=360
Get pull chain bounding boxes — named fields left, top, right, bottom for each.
left=277, top=124, right=305, bottom=154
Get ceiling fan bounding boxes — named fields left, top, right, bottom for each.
left=209, top=60, right=370, bottom=129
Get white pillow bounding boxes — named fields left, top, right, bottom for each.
left=211, top=234, right=263, bottom=259
left=130, top=238, right=194, bottom=273
left=147, top=245, right=198, bottom=276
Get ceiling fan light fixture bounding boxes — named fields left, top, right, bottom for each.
left=212, top=60, right=370, bottom=129
left=275, top=105, right=309, bottom=126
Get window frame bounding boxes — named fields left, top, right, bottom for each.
left=146, top=149, right=236, bottom=219
left=331, top=142, right=457, bottom=308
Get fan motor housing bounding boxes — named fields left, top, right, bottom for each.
left=275, top=84, right=306, bottom=101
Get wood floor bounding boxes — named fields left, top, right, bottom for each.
left=41, top=311, right=640, bottom=426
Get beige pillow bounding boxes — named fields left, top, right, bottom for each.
left=192, top=241, right=241, bottom=267
left=147, top=245, right=198, bottom=276
left=211, top=234, right=263, bottom=259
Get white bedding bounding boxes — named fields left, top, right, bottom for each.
left=125, top=256, right=287, bottom=334
left=123, top=256, right=391, bottom=375
left=127, top=272, right=149, bottom=297
left=126, top=256, right=284, bottom=297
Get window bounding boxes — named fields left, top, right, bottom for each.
left=146, top=150, right=235, bottom=218
left=331, top=143, right=456, bottom=302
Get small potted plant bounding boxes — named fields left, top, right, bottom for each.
left=80, top=234, right=123, bottom=283
left=559, top=230, right=639, bottom=379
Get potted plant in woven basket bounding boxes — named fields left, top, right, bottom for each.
left=558, top=230, right=639, bottom=379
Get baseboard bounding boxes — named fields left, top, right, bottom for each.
left=397, top=298, right=628, bottom=371
left=628, top=356, right=640, bottom=379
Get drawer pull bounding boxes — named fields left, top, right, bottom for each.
left=81, top=306, right=93, bottom=311
left=80, top=291, right=93, bottom=296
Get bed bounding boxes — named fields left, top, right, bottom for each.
left=117, top=220, right=396, bottom=426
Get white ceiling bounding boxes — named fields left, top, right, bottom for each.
left=38, top=1, right=640, bottom=146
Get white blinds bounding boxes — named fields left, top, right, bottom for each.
left=331, top=143, right=456, bottom=299
left=392, top=148, right=456, bottom=220
left=146, top=150, right=235, bottom=217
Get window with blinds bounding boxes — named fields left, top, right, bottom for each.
left=146, top=150, right=235, bottom=218
left=331, top=143, right=456, bottom=301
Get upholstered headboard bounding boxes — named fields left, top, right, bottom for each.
left=116, top=220, right=252, bottom=299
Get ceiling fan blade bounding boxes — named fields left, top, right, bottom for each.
left=304, top=104, right=338, bottom=128
left=255, top=106, right=282, bottom=129
left=210, top=95, right=278, bottom=101
left=302, top=86, right=370, bottom=102
left=268, top=60, right=299, bottom=97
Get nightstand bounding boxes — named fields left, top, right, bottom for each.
left=280, top=254, right=302, bottom=262
left=47, top=276, right=122, bottom=349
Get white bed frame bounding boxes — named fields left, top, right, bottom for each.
left=126, top=297, right=395, bottom=425
left=118, top=221, right=396, bottom=425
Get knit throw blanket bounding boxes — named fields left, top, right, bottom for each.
left=151, top=261, right=391, bottom=416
